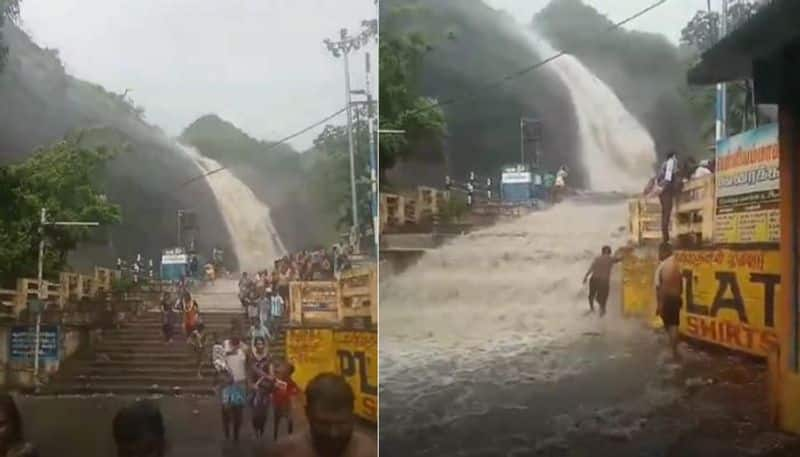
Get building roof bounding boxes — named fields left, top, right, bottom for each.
left=687, top=0, right=800, bottom=85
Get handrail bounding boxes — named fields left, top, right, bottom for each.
left=2, top=265, right=122, bottom=318
left=629, top=175, right=716, bottom=245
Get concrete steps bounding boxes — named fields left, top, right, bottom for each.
left=39, top=303, right=292, bottom=396
left=45, top=384, right=215, bottom=395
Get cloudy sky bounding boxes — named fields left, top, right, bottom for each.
left=20, top=0, right=377, bottom=151
left=485, top=0, right=715, bottom=43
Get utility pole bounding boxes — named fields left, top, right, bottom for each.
left=34, top=208, right=99, bottom=386
left=364, top=52, right=378, bottom=253
left=177, top=209, right=183, bottom=247
left=325, top=28, right=365, bottom=253
left=715, top=0, right=729, bottom=142
left=519, top=118, right=525, bottom=164
left=520, top=118, right=541, bottom=167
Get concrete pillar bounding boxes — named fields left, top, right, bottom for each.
left=776, top=89, right=800, bottom=433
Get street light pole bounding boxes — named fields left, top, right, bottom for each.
left=177, top=210, right=183, bottom=247
left=364, top=52, right=378, bottom=253
left=325, top=28, right=364, bottom=253
left=34, top=208, right=45, bottom=383
left=33, top=209, right=99, bottom=386
left=715, top=0, right=729, bottom=142
left=343, top=47, right=358, bottom=244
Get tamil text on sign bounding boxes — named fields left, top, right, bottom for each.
left=714, top=123, right=779, bottom=244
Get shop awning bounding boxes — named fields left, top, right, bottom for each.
left=687, top=0, right=800, bottom=86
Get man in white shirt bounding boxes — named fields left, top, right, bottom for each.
left=657, top=151, right=679, bottom=242
left=692, top=160, right=713, bottom=179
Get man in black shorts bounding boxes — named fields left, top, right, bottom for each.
left=583, top=245, right=626, bottom=316
left=655, top=242, right=683, bottom=361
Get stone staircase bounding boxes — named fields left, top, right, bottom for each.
left=42, top=310, right=289, bottom=396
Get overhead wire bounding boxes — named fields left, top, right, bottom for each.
left=178, top=106, right=348, bottom=189
left=399, top=0, right=669, bottom=117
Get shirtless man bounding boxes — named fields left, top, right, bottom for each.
left=583, top=245, right=628, bottom=316
left=265, top=373, right=376, bottom=457
left=655, top=242, right=683, bottom=360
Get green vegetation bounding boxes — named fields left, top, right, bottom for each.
left=379, top=2, right=447, bottom=188
left=0, top=139, right=121, bottom=285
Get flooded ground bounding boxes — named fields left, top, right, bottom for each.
left=379, top=199, right=798, bottom=456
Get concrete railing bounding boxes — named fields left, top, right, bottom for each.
left=288, top=266, right=377, bottom=328
left=1, top=266, right=122, bottom=318
left=629, top=175, right=715, bottom=246
left=380, top=186, right=449, bottom=233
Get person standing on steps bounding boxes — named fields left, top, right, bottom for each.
left=218, top=325, right=248, bottom=442
left=249, top=336, right=275, bottom=440
left=657, top=151, right=680, bottom=242
left=270, top=288, right=285, bottom=339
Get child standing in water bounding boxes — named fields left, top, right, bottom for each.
left=271, top=360, right=300, bottom=441
left=583, top=245, right=627, bottom=316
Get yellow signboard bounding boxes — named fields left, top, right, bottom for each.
left=714, top=123, right=780, bottom=244
left=334, top=330, right=378, bottom=422
left=285, top=328, right=336, bottom=391
left=621, top=250, right=662, bottom=328
left=675, top=249, right=780, bottom=356
left=285, top=328, right=377, bottom=423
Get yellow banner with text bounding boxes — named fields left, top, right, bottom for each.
left=675, top=249, right=780, bottom=357
left=285, top=328, right=377, bottom=423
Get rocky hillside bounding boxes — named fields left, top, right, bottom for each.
left=0, top=23, right=235, bottom=269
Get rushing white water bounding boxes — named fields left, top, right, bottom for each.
left=381, top=28, right=675, bottom=456
left=178, top=143, right=286, bottom=272
left=524, top=31, right=657, bottom=192
left=381, top=201, right=631, bottom=379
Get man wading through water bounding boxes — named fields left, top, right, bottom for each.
left=655, top=242, right=683, bottom=361
left=583, top=245, right=628, bottom=316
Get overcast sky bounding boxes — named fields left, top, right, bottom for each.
left=484, top=0, right=715, bottom=43
left=20, top=0, right=377, bottom=151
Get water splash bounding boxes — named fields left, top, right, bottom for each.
left=178, top=143, right=285, bottom=272
left=524, top=31, right=657, bottom=192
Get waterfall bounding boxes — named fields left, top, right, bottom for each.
left=524, top=31, right=657, bottom=192
left=178, top=143, right=286, bottom=273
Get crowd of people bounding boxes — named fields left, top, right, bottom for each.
left=0, top=370, right=375, bottom=457
left=236, top=246, right=354, bottom=341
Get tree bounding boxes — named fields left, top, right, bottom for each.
left=0, top=138, right=121, bottom=284
left=680, top=1, right=759, bottom=52
left=309, top=107, right=372, bottom=233
left=0, top=0, right=21, bottom=72
left=679, top=1, right=760, bottom=143
left=378, top=30, right=446, bottom=186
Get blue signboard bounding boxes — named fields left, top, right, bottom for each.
left=9, top=325, right=59, bottom=362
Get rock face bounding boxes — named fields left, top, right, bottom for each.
left=0, top=23, right=235, bottom=269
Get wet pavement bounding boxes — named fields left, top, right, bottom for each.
left=380, top=320, right=799, bottom=457
left=15, top=394, right=374, bottom=457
